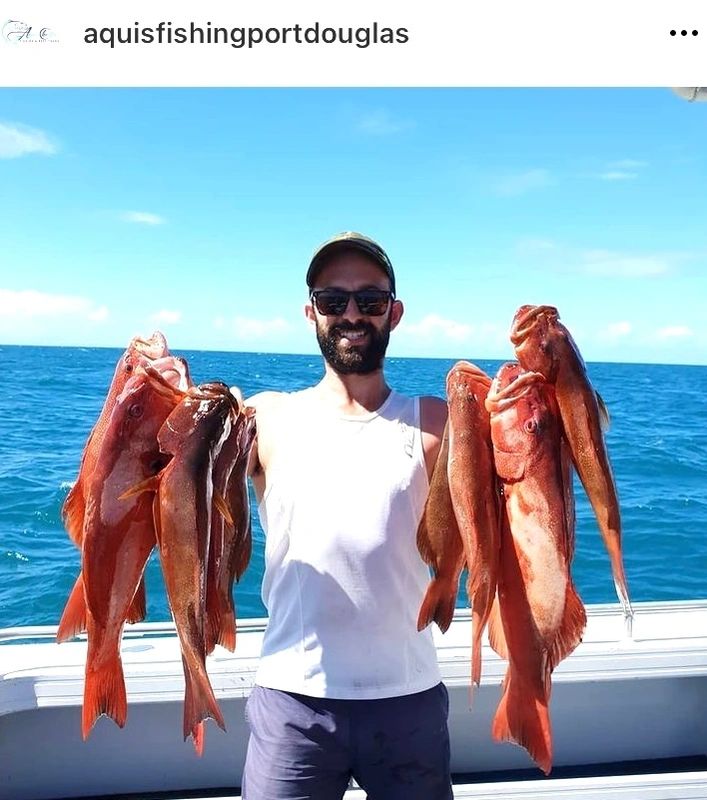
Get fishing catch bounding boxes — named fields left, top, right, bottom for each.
left=417, top=304, right=631, bottom=774
left=485, top=363, right=586, bottom=775
left=58, top=334, right=256, bottom=754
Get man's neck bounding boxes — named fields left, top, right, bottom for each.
left=315, top=366, right=392, bottom=416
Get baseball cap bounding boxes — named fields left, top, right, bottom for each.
left=306, top=232, right=396, bottom=296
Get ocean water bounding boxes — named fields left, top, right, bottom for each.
left=1, top=345, right=705, bottom=630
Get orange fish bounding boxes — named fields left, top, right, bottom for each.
left=62, top=332, right=169, bottom=547
left=57, top=354, right=191, bottom=641
left=153, top=382, right=238, bottom=754
left=58, top=333, right=172, bottom=640
left=510, top=305, right=632, bottom=630
left=75, top=359, right=188, bottom=738
left=446, top=361, right=500, bottom=687
left=206, top=404, right=257, bottom=655
left=486, top=363, right=586, bottom=775
left=416, top=419, right=465, bottom=635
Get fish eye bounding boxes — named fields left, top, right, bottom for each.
left=128, top=404, right=143, bottom=418
left=524, top=419, right=538, bottom=434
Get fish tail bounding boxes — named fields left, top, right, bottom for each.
left=182, top=657, right=226, bottom=746
left=126, top=577, right=147, bottom=625
left=82, top=652, right=127, bottom=739
left=190, top=721, right=205, bottom=757
left=417, top=577, right=457, bottom=633
left=57, top=575, right=87, bottom=643
left=492, top=666, right=553, bottom=775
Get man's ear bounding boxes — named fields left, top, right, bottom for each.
left=390, top=299, right=404, bottom=331
left=304, top=302, right=316, bottom=326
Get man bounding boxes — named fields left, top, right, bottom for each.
left=242, top=232, right=452, bottom=799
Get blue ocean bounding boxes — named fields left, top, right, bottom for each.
left=1, top=345, right=705, bottom=630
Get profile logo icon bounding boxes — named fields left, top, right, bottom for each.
left=2, top=19, right=59, bottom=44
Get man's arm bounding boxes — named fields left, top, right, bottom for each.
left=419, top=396, right=448, bottom=480
left=240, top=390, right=286, bottom=503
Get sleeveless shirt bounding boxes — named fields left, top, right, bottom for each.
left=255, top=387, right=442, bottom=699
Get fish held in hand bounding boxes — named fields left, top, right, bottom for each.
left=445, top=362, right=500, bottom=687
left=77, top=357, right=188, bottom=737
left=416, top=418, right=464, bottom=635
left=486, top=363, right=586, bottom=775
left=206, top=398, right=256, bottom=655
left=154, top=382, right=239, bottom=752
left=511, top=305, right=632, bottom=631
left=61, top=331, right=170, bottom=548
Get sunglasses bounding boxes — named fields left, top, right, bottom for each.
left=310, top=289, right=394, bottom=317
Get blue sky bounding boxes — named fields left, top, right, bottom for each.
left=1, top=88, right=705, bottom=364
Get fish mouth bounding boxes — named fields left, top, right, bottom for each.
left=510, top=305, right=558, bottom=345
left=132, top=331, right=170, bottom=360
left=187, top=382, right=242, bottom=418
left=485, top=368, right=546, bottom=414
left=139, top=358, right=191, bottom=400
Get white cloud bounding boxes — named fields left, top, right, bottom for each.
left=355, top=110, right=411, bottom=136
left=492, top=169, right=552, bottom=197
left=599, top=170, right=638, bottom=181
left=225, top=316, right=290, bottom=339
left=655, top=325, right=692, bottom=340
left=151, top=309, right=182, bottom=325
left=600, top=321, right=632, bottom=340
left=0, top=289, right=108, bottom=321
left=608, top=159, right=647, bottom=170
left=121, top=211, right=165, bottom=225
left=515, top=237, right=558, bottom=254
left=0, top=122, right=58, bottom=158
left=398, top=314, right=473, bottom=341
left=580, top=250, right=670, bottom=278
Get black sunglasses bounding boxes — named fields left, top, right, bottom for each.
left=310, top=289, right=394, bottom=317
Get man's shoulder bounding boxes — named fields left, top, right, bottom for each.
left=418, top=395, right=447, bottom=438
left=243, top=390, right=289, bottom=411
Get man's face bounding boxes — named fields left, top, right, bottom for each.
left=306, top=252, right=403, bottom=375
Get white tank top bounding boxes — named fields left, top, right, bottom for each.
left=255, top=387, right=442, bottom=699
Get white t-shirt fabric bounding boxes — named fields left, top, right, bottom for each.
left=255, top=387, right=442, bottom=699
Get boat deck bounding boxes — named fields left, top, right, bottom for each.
left=2, top=600, right=707, bottom=800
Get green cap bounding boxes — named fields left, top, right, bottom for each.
left=307, top=232, right=396, bottom=296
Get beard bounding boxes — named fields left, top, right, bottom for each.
left=316, top=318, right=391, bottom=375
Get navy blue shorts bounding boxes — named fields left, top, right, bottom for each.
left=242, top=683, right=453, bottom=800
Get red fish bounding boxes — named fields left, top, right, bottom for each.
left=486, top=363, right=586, bottom=775
left=510, top=305, right=632, bottom=630
left=57, top=354, right=191, bottom=642
left=153, top=382, right=239, bottom=754
left=416, top=419, right=465, bottom=636
left=446, top=362, right=500, bottom=687
left=206, top=404, right=257, bottom=654
left=62, top=332, right=169, bottom=547
left=76, top=359, right=188, bottom=738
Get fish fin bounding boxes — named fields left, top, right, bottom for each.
left=469, top=580, right=496, bottom=687
left=57, top=575, right=87, bottom=643
left=417, top=578, right=457, bottom=633
left=213, top=491, right=233, bottom=527
left=126, top=577, right=147, bottom=625
left=182, top=657, right=226, bottom=747
left=549, top=581, right=587, bottom=672
left=216, top=594, right=237, bottom=652
left=492, top=666, right=553, bottom=775
left=82, top=652, right=127, bottom=740
left=487, top=595, right=508, bottom=660
left=118, top=475, right=161, bottom=501
left=595, top=391, right=610, bottom=432
left=152, top=494, right=163, bottom=547
left=62, top=481, right=86, bottom=547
